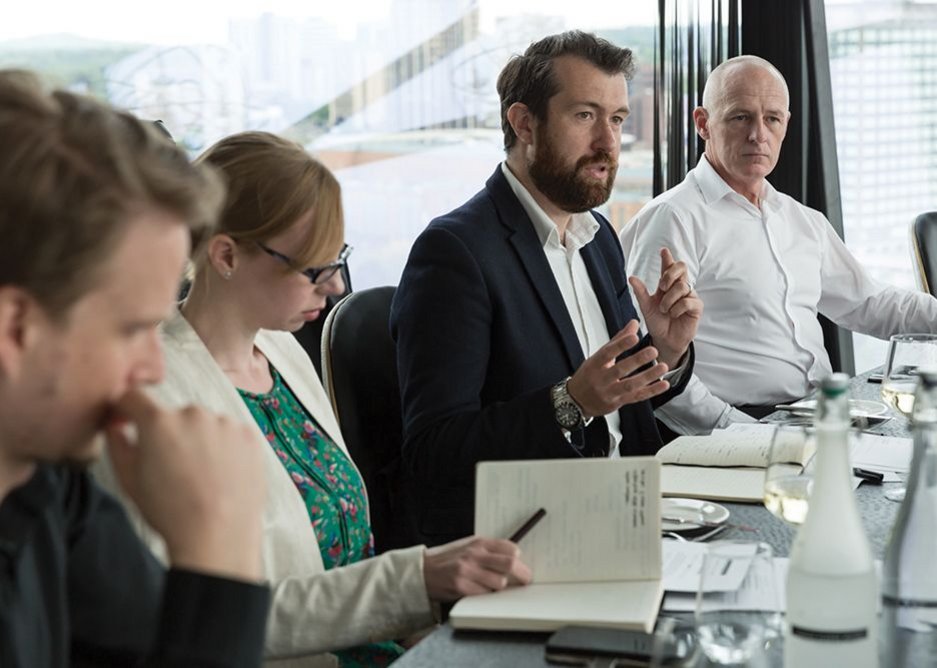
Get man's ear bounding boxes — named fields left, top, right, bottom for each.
left=693, top=107, right=711, bottom=141
left=0, top=287, right=38, bottom=382
left=506, top=102, right=536, bottom=147
left=205, top=234, right=239, bottom=278
left=779, top=109, right=792, bottom=142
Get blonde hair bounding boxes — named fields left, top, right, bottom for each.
left=194, top=131, right=344, bottom=273
left=0, top=70, right=224, bottom=316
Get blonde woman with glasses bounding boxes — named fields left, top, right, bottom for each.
left=94, top=131, right=531, bottom=668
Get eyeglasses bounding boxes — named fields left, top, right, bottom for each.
left=256, top=242, right=352, bottom=285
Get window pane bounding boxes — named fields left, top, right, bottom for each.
left=0, top=1, right=658, bottom=289
left=826, top=0, right=937, bottom=371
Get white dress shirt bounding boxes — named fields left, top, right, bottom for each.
left=620, top=154, right=937, bottom=434
left=501, top=163, right=626, bottom=454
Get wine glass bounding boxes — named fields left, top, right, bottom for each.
left=881, top=334, right=937, bottom=501
left=881, top=334, right=937, bottom=416
left=763, top=425, right=814, bottom=526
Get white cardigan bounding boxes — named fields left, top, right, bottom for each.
left=92, top=309, right=434, bottom=667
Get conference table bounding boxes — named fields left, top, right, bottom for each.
left=395, top=371, right=907, bottom=667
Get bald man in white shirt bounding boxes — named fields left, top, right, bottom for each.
left=621, top=54, right=937, bottom=434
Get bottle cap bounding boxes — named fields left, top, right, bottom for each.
left=820, top=372, right=849, bottom=397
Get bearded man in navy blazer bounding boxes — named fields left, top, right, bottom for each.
left=391, top=30, right=703, bottom=545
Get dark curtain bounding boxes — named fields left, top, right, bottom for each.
left=654, top=0, right=740, bottom=194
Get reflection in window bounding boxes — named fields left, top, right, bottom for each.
left=0, top=1, right=658, bottom=290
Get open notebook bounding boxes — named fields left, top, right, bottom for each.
left=656, top=428, right=814, bottom=502
left=449, top=457, right=663, bottom=633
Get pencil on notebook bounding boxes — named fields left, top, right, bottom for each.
left=508, top=507, right=547, bottom=543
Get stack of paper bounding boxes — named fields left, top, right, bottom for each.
left=849, top=434, right=912, bottom=474
left=661, top=540, right=787, bottom=612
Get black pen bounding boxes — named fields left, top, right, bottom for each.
left=508, top=508, right=547, bottom=543
left=853, top=467, right=884, bottom=484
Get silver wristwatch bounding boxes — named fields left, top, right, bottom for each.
left=551, top=377, right=585, bottom=431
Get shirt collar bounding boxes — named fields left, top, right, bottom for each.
left=692, top=154, right=779, bottom=210
left=500, top=161, right=599, bottom=252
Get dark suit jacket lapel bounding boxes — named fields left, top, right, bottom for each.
left=484, top=167, right=585, bottom=370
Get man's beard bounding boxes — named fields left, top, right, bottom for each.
left=528, top=135, right=618, bottom=213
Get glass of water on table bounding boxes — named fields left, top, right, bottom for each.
left=881, top=333, right=937, bottom=501
left=694, top=541, right=779, bottom=666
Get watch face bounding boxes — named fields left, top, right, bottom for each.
left=557, top=400, right=583, bottom=430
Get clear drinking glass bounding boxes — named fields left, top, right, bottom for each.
left=694, top=541, right=779, bottom=667
left=882, top=334, right=937, bottom=416
left=649, top=616, right=698, bottom=667
left=763, top=426, right=814, bottom=526
left=881, top=333, right=937, bottom=501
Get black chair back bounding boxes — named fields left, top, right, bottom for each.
left=912, top=212, right=937, bottom=297
left=320, top=286, right=410, bottom=553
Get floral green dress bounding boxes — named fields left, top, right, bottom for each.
left=239, top=364, right=404, bottom=667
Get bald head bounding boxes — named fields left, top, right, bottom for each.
left=701, top=55, right=789, bottom=116
left=693, top=55, right=791, bottom=204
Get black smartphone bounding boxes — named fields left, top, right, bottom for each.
left=544, top=625, right=692, bottom=666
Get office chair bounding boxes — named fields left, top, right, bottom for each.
left=911, top=212, right=937, bottom=297
left=320, top=286, right=411, bottom=553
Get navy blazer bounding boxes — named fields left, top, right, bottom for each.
left=391, top=166, right=692, bottom=544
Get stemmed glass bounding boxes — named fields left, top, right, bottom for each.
left=763, top=425, right=814, bottom=526
left=881, top=333, right=937, bottom=501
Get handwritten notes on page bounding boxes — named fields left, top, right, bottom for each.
left=654, top=427, right=816, bottom=502
left=657, top=432, right=774, bottom=468
left=455, top=458, right=664, bottom=633
left=474, top=457, right=660, bottom=584
left=657, top=429, right=813, bottom=469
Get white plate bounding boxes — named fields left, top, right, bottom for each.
left=661, top=498, right=730, bottom=532
left=785, top=398, right=888, bottom=417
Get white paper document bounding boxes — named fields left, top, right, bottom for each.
left=662, top=541, right=759, bottom=594
left=663, top=557, right=789, bottom=613
left=849, top=434, right=912, bottom=473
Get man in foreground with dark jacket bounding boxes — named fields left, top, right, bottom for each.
left=0, top=69, right=271, bottom=667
